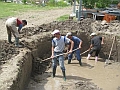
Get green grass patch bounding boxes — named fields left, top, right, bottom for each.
left=56, top=14, right=69, bottom=21
left=56, top=14, right=76, bottom=21
left=0, top=1, right=68, bottom=18
left=0, top=2, right=40, bottom=18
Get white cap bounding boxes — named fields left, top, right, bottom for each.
left=51, top=29, right=60, bottom=35
left=66, top=32, right=72, bottom=37
left=90, top=33, right=96, bottom=36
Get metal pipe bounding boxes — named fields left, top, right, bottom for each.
left=78, top=0, right=82, bottom=21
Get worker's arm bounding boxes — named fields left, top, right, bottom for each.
left=51, top=46, right=54, bottom=58
left=79, top=41, right=83, bottom=49
left=101, top=37, right=104, bottom=44
left=88, top=44, right=93, bottom=51
left=18, top=24, right=23, bottom=34
left=69, top=40, right=74, bottom=53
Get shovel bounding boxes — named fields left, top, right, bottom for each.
left=41, top=48, right=89, bottom=62
left=104, top=36, right=115, bottom=67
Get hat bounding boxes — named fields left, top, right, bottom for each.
left=51, top=29, right=60, bottom=35
left=66, top=32, right=72, bottom=37
left=90, top=33, right=96, bottom=36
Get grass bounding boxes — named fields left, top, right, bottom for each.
left=0, top=1, right=67, bottom=18
left=0, top=2, right=37, bottom=18
left=56, top=14, right=69, bottom=21
left=57, top=14, right=77, bottom=21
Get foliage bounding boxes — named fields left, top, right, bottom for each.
left=47, top=0, right=69, bottom=7
left=22, top=0, right=26, bottom=4
left=95, top=0, right=111, bottom=8
left=83, top=0, right=96, bottom=8
left=82, top=0, right=119, bottom=8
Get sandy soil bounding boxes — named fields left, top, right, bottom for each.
left=0, top=6, right=120, bottom=90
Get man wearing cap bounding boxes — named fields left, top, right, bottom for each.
left=66, top=32, right=83, bottom=66
left=87, top=33, right=104, bottom=62
left=51, top=29, right=74, bottom=81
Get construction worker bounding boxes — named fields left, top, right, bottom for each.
left=5, top=17, right=27, bottom=47
left=87, top=33, right=104, bottom=62
left=66, top=32, right=83, bottom=66
left=51, top=29, right=74, bottom=81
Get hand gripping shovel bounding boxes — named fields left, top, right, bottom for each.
left=42, top=48, right=80, bottom=62
left=41, top=48, right=89, bottom=62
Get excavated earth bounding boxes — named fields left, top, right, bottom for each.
left=0, top=7, right=120, bottom=90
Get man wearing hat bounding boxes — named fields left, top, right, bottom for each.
left=87, top=33, right=104, bottom=62
left=66, top=32, right=83, bottom=66
left=51, top=29, right=74, bottom=81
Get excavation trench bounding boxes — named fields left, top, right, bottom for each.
left=0, top=19, right=120, bottom=90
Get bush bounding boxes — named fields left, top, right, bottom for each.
left=22, top=0, right=27, bottom=4
left=47, top=0, right=69, bottom=7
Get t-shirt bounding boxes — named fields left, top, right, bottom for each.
left=17, top=19, right=22, bottom=26
left=17, top=19, right=23, bottom=31
left=52, top=36, right=70, bottom=52
left=71, top=36, right=82, bottom=49
left=91, top=36, right=102, bottom=48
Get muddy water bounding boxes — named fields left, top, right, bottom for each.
left=26, top=57, right=120, bottom=90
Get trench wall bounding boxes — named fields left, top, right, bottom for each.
left=0, top=31, right=120, bottom=90
left=0, top=33, right=52, bottom=90
left=65, top=31, right=120, bottom=62
left=0, top=48, right=32, bottom=90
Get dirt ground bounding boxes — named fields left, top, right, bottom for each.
left=0, top=6, right=72, bottom=40
left=0, top=6, right=120, bottom=90
left=26, top=57, right=120, bottom=90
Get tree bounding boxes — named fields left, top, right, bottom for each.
left=82, top=0, right=119, bottom=8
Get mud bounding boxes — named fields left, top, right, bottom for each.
left=0, top=18, right=120, bottom=90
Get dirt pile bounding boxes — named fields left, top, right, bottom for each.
left=21, top=18, right=120, bottom=38
left=91, top=20, right=120, bottom=35
left=21, top=18, right=95, bottom=37
left=0, top=41, right=19, bottom=65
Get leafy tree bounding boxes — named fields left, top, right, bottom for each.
left=96, top=0, right=110, bottom=8
left=82, top=0, right=119, bottom=8
left=83, top=0, right=96, bottom=8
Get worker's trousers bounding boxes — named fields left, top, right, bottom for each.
left=52, top=52, right=65, bottom=71
left=5, top=17, right=20, bottom=38
left=68, top=49, right=81, bottom=61
left=89, top=47, right=101, bottom=57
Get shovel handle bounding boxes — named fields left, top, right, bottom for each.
left=42, top=48, right=80, bottom=61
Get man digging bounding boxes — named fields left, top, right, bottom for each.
left=5, top=17, right=27, bottom=48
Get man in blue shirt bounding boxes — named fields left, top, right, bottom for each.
left=66, top=32, right=83, bottom=66
left=51, top=30, right=74, bottom=81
